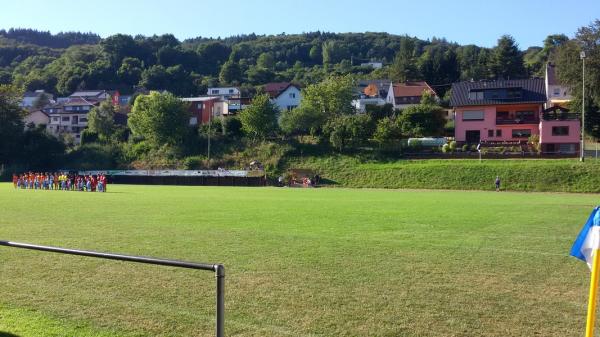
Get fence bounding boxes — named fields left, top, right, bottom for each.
left=0, top=240, right=225, bottom=337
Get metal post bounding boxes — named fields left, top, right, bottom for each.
left=0, top=240, right=225, bottom=337
left=581, top=51, right=586, bottom=162
left=215, top=264, right=225, bottom=337
left=208, top=110, right=212, bottom=162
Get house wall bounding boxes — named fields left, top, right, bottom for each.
left=272, top=86, right=301, bottom=111
left=208, top=87, right=240, bottom=98
left=352, top=98, right=385, bottom=112
left=47, top=113, right=89, bottom=144
left=539, top=119, right=580, bottom=144
left=213, top=101, right=229, bottom=117
left=455, top=104, right=543, bottom=143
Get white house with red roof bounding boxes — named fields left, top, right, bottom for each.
left=386, top=81, right=437, bottom=109
left=264, top=82, right=301, bottom=111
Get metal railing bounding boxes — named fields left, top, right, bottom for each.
left=0, top=240, right=225, bottom=337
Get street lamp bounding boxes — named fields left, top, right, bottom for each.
left=580, top=51, right=586, bottom=162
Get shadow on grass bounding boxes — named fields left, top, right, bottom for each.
left=319, top=178, right=338, bottom=186
left=0, top=332, right=21, bottom=337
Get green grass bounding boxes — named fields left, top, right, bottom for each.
left=0, top=183, right=597, bottom=336
left=287, top=156, right=600, bottom=192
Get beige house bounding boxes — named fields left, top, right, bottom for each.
left=23, top=110, right=50, bottom=129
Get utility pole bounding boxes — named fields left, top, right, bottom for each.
left=581, top=51, right=586, bottom=162
left=208, top=107, right=211, bottom=162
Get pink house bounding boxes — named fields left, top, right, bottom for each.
left=451, top=79, right=580, bottom=153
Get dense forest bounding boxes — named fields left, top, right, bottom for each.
left=0, top=28, right=568, bottom=98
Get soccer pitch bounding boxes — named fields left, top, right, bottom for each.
left=0, top=183, right=597, bottom=337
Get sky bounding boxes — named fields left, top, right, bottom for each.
left=0, top=0, right=597, bottom=48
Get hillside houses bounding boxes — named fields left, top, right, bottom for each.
left=18, top=59, right=580, bottom=155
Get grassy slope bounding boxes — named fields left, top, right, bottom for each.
left=285, top=156, right=600, bottom=192
left=0, top=184, right=597, bottom=336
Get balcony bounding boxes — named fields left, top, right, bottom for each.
left=495, top=118, right=539, bottom=125
left=542, top=112, right=579, bottom=121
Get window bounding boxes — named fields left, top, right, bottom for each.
left=506, top=88, right=522, bottom=99
left=61, top=116, right=70, bottom=122
left=516, top=111, right=535, bottom=119
left=289, top=93, right=296, bottom=99
left=552, top=126, right=569, bottom=136
left=469, top=91, right=484, bottom=100
left=287, top=105, right=297, bottom=111
left=229, top=89, right=234, bottom=94
left=559, top=144, right=576, bottom=153
left=496, top=111, right=509, bottom=119
left=488, top=130, right=494, bottom=137
left=553, top=87, right=560, bottom=96
left=197, top=103, right=203, bottom=109
left=462, top=110, right=485, bottom=121
left=80, top=118, right=88, bottom=123
left=212, top=90, right=219, bottom=94
left=512, top=129, right=531, bottom=138
left=65, top=106, right=73, bottom=111
left=496, top=129, right=502, bottom=137
left=52, top=117, right=59, bottom=122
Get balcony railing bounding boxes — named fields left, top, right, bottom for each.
left=542, top=112, right=580, bottom=121
left=495, top=118, right=539, bottom=125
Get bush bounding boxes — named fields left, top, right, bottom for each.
left=80, top=129, right=98, bottom=145
left=222, top=116, right=244, bottom=137
left=183, top=156, right=207, bottom=169
left=462, top=144, right=469, bottom=152
left=442, top=143, right=450, bottom=153
left=449, top=141, right=457, bottom=151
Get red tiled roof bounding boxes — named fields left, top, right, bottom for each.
left=264, top=82, right=295, bottom=98
left=392, top=81, right=436, bottom=98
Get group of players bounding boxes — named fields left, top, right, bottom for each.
left=13, top=172, right=108, bottom=192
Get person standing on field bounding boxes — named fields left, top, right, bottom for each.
left=495, top=176, right=501, bottom=192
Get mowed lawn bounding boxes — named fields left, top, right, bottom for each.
left=0, top=183, right=597, bottom=337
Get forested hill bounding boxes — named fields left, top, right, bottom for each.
left=0, top=28, right=567, bottom=97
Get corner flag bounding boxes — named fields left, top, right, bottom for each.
left=571, top=207, right=600, bottom=269
left=571, top=207, right=600, bottom=337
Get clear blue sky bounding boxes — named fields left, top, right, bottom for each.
left=0, top=0, right=596, bottom=48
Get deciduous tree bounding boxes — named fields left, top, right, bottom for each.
left=128, top=92, right=189, bottom=147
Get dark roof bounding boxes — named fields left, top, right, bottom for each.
left=450, top=79, right=546, bottom=107
left=63, top=97, right=101, bottom=106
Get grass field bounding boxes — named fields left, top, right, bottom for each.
left=0, top=183, right=597, bottom=336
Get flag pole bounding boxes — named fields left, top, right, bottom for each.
left=586, top=249, right=600, bottom=337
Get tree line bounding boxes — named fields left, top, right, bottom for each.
left=0, top=28, right=575, bottom=98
